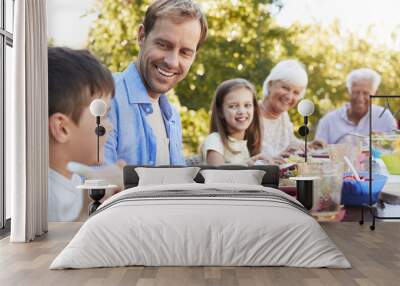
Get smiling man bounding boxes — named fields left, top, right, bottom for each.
left=315, top=68, right=397, bottom=144
left=105, top=0, right=208, bottom=165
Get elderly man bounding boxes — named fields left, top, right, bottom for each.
left=315, top=68, right=397, bottom=144
left=105, top=0, right=208, bottom=165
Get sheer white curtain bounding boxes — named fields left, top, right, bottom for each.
left=7, top=0, right=48, bottom=242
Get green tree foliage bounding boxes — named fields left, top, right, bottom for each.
left=175, top=0, right=297, bottom=109
left=87, top=0, right=148, bottom=72
left=87, top=0, right=400, bottom=154
left=87, top=0, right=288, bottom=109
left=168, top=91, right=209, bottom=155
left=289, top=22, right=400, bottom=134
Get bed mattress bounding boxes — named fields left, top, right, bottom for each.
left=50, top=183, right=350, bottom=269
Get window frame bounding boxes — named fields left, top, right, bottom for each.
left=1, top=0, right=14, bottom=232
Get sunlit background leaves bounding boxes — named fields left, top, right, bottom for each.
left=87, top=0, right=400, bottom=155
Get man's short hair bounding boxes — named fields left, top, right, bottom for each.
left=143, top=0, right=208, bottom=50
left=48, top=47, right=115, bottom=124
left=346, top=68, right=381, bottom=94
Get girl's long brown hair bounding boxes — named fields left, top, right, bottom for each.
left=209, top=78, right=262, bottom=156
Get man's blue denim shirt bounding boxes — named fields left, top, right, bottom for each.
left=104, top=63, right=185, bottom=166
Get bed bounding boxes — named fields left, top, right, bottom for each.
left=50, top=165, right=350, bottom=269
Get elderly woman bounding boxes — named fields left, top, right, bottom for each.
left=259, top=59, right=322, bottom=163
left=315, top=68, right=397, bottom=144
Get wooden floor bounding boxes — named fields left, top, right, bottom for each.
left=1, top=222, right=400, bottom=286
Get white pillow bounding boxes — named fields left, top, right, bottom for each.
left=135, top=167, right=200, bottom=186
left=200, top=169, right=266, bottom=185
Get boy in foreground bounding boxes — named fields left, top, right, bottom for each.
left=48, top=47, right=114, bottom=221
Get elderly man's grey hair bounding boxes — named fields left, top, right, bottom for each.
left=262, top=59, right=308, bottom=98
left=346, top=68, right=381, bottom=94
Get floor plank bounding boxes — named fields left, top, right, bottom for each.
left=0, top=222, right=399, bottom=286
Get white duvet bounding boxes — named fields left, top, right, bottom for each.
left=50, top=183, right=351, bottom=269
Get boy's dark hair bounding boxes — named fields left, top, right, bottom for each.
left=48, top=47, right=115, bottom=124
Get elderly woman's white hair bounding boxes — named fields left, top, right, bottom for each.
left=262, top=59, right=308, bottom=98
left=346, top=68, right=381, bottom=94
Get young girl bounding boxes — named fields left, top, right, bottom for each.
left=202, top=78, right=266, bottom=166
